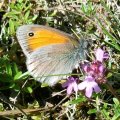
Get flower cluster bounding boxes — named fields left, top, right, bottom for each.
left=62, top=48, right=109, bottom=98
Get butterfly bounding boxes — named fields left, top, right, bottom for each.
left=16, top=25, right=88, bottom=86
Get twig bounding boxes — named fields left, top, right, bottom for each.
left=0, top=107, right=52, bottom=116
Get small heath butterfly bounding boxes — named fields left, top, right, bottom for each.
left=16, top=25, right=88, bottom=86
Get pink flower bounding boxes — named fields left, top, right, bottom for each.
left=82, top=61, right=106, bottom=78
left=62, top=77, right=78, bottom=95
left=91, top=61, right=106, bottom=77
left=81, top=48, right=108, bottom=84
left=95, top=48, right=109, bottom=62
left=78, top=76, right=101, bottom=98
left=78, top=48, right=109, bottom=98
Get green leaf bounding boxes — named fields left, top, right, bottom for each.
left=9, top=83, right=15, bottom=89
left=102, top=109, right=110, bottom=120
left=27, top=87, right=33, bottom=93
left=87, top=109, right=97, bottom=114
left=113, top=98, right=120, bottom=106
left=14, top=72, right=22, bottom=80
left=9, top=19, right=15, bottom=35
left=112, top=114, right=120, bottom=120
left=103, top=103, right=108, bottom=109
left=18, top=0, right=24, bottom=3
left=24, top=11, right=30, bottom=21
left=17, top=72, right=29, bottom=80
left=3, top=11, right=20, bottom=18
left=11, top=84, right=20, bottom=91
left=32, top=14, right=38, bottom=21
left=12, top=63, right=19, bottom=75
left=24, top=4, right=32, bottom=13
left=69, top=96, right=87, bottom=104
left=41, top=83, right=49, bottom=87
left=5, top=62, right=12, bottom=76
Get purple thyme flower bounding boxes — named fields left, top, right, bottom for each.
left=95, top=48, right=109, bottom=62
left=78, top=76, right=101, bottom=98
left=78, top=48, right=109, bottom=98
left=62, top=77, right=78, bottom=95
left=81, top=61, right=106, bottom=78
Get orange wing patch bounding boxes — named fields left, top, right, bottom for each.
left=28, top=28, right=70, bottom=51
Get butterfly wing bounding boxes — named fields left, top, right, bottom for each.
left=16, top=25, right=78, bottom=57
left=16, top=25, right=87, bottom=86
left=27, top=43, right=82, bottom=85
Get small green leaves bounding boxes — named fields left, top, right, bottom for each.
left=69, top=96, right=87, bottom=105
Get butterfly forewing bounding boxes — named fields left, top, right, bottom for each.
left=16, top=25, right=76, bottom=57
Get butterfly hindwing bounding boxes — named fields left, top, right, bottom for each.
left=27, top=44, right=79, bottom=85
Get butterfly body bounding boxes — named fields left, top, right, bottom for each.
left=16, top=25, right=88, bottom=86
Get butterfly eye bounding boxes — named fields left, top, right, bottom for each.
left=28, top=32, right=34, bottom=37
